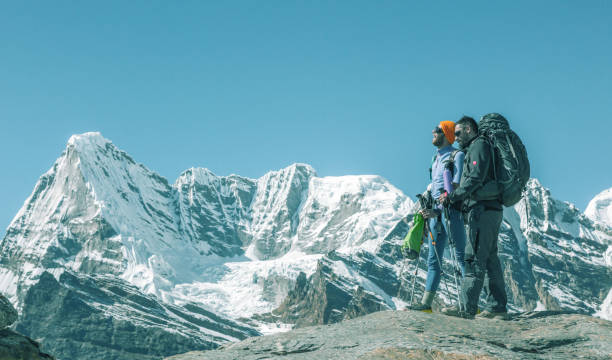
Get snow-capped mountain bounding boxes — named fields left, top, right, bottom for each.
left=0, top=132, right=610, bottom=359
left=269, top=179, right=612, bottom=327
left=503, top=180, right=611, bottom=315
left=0, top=133, right=413, bottom=359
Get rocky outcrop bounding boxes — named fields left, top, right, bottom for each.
left=0, top=293, right=17, bottom=329
left=0, top=329, right=54, bottom=360
left=166, top=310, right=612, bottom=360
left=0, top=293, right=54, bottom=359
left=268, top=251, right=397, bottom=327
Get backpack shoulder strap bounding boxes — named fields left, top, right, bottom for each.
left=443, top=149, right=461, bottom=175
left=449, top=149, right=459, bottom=165
left=482, top=136, right=498, bottom=182
left=428, top=153, right=437, bottom=180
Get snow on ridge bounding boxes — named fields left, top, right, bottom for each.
left=522, top=179, right=607, bottom=242
left=265, top=163, right=318, bottom=178
left=302, top=174, right=412, bottom=241
left=585, top=187, right=612, bottom=227
left=67, top=131, right=109, bottom=148
left=175, top=167, right=256, bottom=192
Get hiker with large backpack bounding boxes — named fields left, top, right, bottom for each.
left=407, top=120, right=467, bottom=312
left=439, top=114, right=529, bottom=320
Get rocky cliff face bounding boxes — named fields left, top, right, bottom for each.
left=503, top=181, right=612, bottom=314
left=264, top=251, right=394, bottom=328
left=0, top=292, right=54, bottom=359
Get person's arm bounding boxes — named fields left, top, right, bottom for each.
left=452, top=151, right=465, bottom=188
left=449, top=140, right=491, bottom=204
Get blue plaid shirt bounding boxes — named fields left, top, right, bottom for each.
left=430, top=145, right=465, bottom=201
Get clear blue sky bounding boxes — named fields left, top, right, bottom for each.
left=1, top=1, right=611, bottom=236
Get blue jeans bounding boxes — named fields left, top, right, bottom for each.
left=425, top=208, right=466, bottom=292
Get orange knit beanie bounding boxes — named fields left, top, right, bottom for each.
left=439, top=121, right=456, bottom=144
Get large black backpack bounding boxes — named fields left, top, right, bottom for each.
left=478, top=113, right=530, bottom=207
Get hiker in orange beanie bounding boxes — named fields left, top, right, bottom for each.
left=438, top=120, right=456, bottom=145
left=405, top=119, right=466, bottom=312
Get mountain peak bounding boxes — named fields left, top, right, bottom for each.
left=526, top=177, right=546, bottom=192
left=289, top=162, right=316, bottom=173
left=272, top=163, right=318, bottom=179
left=64, top=132, right=135, bottom=168
left=67, top=132, right=110, bottom=149
left=585, top=187, right=612, bottom=227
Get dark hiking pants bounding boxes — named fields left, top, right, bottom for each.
left=460, top=204, right=507, bottom=315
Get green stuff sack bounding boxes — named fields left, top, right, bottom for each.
left=401, top=213, right=425, bottom=260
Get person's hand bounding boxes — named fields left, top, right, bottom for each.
left=419, top=209, right=437, bottom=219
left=438, top=192, right=450, bottom=207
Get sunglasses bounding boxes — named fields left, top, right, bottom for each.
left=454, top=130, right=462, bottom=137
left=434, top=127, right=444, bottom=134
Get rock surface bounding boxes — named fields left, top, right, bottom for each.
left=0, top=294, right=54, bottom=359
left=166, top=310, right=612, bottom=360
left=0, top=293, right=17, bottom=328
left=0, top=329, right=54, bottom=360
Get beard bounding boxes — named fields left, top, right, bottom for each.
left=457, top=137, right=470, bottom=150
left=432, top=136, right=444, bottom=147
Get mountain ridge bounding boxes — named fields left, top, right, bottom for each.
left=0, top=132, right=610, bottom=359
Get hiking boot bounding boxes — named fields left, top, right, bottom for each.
left=406, top=303, right=432, bottom=312
left=440, top=305, right=474, bottom=319
left=476, top=310, right=508, bottom=320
